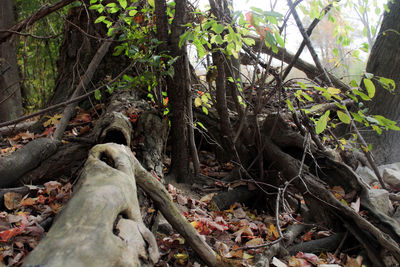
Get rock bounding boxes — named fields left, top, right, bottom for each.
left=356, top=166, right=378, bottom=185
left=367, top=189, right=394, bottom=216
left=382, top=167, right=400, bottom=189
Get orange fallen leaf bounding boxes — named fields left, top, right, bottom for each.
left=20, top=197, right=36, bottom=206
left=0, top=227, right=23, bottom=242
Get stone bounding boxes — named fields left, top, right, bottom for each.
left=382, top=167, right=400, bottom=189
left=356, top=166, right=378, bottom=185
left=367, top=189, right=394, bottom=216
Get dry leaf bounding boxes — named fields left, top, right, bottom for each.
left=272, top=257, right=287, bottom=267
left=233, top=207, right=247, bottom=219
left=4, top=192, right=22, bottom=210
left=350, top=197, right=360, bottom=213
left=200, top=193, right=216, bottom=203
left=245, top=237, right=264, bottom=246
left=43, top=114, right=62, bottom=127
left=345, top=255, right=363, bottom=267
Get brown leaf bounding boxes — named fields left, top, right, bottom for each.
left=345, top=255, right=363, bottom=267
left=245, top=237, right=264, bottom=246
left=331, top=186, right=345, bottom=199
left=4, top=192, right=22, bottom=210
left=233, top=207, right=247, bottom=219
left=200, top=193, right=216, bottom=203
left=44, top=181, right=62, bottom=195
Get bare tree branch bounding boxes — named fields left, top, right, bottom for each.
left=0, top=0, right=75, bottom=44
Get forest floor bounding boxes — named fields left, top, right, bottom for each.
left=0, top=140, right=366, bottom=266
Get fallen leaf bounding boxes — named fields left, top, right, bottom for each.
left=44, top=181, right=62, bottom=195
left=233, top=225, right=253, bottom=243
left=345, top=255, right=363, bottom=267
left=200, top=193, right=216, bottom=203
left=245, top=237, right=264, bottom=246
left=288, top=256, right=312, bottom=267
left=20, top=197, right=37, bottom=206
left=4, top=192, right=22, bottom=210
left=19, top=131, right=35, bottom=140
left=40, top=126, right=55, bottom=137
left=177, top=194, right=188, bottom=205
left=233, top=207, right=247, bottom=219
left=296, top=252, right=320, bottom=265
left=243, top=253, right=254, bottom=259
left=266, top=224, right=279, bottom=240
left=350, top=197, right=360, bottom=213
left=0, top=226, right=24, bottom=242
left=229, top=245, right=243, bottom=258
left=43, top=114, right=62, bottom=127
left=302, top=231, right=312, bottom=242
left=272, top=257, right=287, bottom=267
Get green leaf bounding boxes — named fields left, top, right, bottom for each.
left=194, top=97, right=202, bottom=107
left=353, top=89, right=371, bottom=101
left=202, top=106, right=208, bottom=115
left=379, top=77, right=396, bottom=92
left=193, top=38, right=206, bottom=58
left=95, top=16, right=107, bottom=23
left=315, top=111, right=330, bottom=134
left=90, top=0, right=98, bottom=4
left=298, top=82, right=307, bottom=89
left=195, top=121, right=207, bottom=131
left=350, top=80, right=358, bottom=87
left=129, top=10, right=138, bottom=16
left=94, top=89, right=101, bottom=100
left=148, top=0, right=155, bottom=8
left=243, top=37, right=255, bottom=46
left=363, top=78, right=375, bottom=98
left=123, top=74, right=133, bottom=82
left=286, top=99, right=294, bottom=112
left=212, top=23, right=224, bottom=34
left=364, top=73, right=374, bottom=79
left=119, top=0, right=127, bottom=9
left=274, top=32, right=284, bottom=47
left=327, top=87, right=341, bottom=95
left=337, top=111, right=351, bottom=124
left=309, top=104, right=323, bottom=113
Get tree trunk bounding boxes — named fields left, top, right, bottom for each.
left=0, top=0, right=22, bottom=122
left=155, top=0, right=191, bottom=182
left=364, top=0, right=400, bottom=164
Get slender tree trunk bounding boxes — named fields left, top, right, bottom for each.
left=0, top=0, right=22, bottom=122
left=364, top=0, right=400, bottom=164
left=155, top=0, right=191, bottom=182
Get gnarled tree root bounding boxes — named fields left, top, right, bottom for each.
left=23, top=143, right=159, bottom=267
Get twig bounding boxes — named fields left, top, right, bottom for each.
left=287, top=0, right=333, bottom=87
left=0, top=29, right=60, bottom=40
left=0, top=0, right=76, bottom=44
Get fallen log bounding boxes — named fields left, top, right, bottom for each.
left=0, top=138, right=60, bottom=187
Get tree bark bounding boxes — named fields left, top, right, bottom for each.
left=0, top=0, right=23, bottom=122
left=155, top=0, right=191, bottom=182
left=363, top=0, right=400, bottom=164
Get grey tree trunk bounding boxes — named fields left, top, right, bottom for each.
left=364, top=0, right=400, bottom=164
left=0, top=0, right=22, bottom=122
